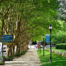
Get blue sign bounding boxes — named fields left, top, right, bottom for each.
left=46, top=34, right=50, bottom=42
left=1, top=35, right=13, bottom=43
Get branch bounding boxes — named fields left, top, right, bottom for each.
left=0, top=0, right=3, bottom=6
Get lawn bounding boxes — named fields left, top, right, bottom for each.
left=37, top=50, right=66, bottom=66
left=48, top=47, right=66, bottom=52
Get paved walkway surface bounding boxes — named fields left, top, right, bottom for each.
left=2, top=48, right=42, bottom=66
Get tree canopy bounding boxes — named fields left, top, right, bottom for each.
left=0, top=0, right=61, bottom=42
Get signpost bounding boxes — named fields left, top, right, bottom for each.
left=46, top=34, right=50, bottom=42
left=0, top=42, right=2, bottom=52
left=1, top=35, right=13, bottom=44
left=0, top=42, right=4, bottom=62
left=0, top=35, right=13, bottom=63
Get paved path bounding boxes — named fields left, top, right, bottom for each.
left=28, top=45, right=36, bottom=48
left=2, top=48, right=42, bottom=66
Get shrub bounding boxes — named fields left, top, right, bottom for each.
left=0, top=62, right=5, bottom=65
left=55, top=43, right=66, bottom=49
left=21, top=51, right=26, bottom=55
left=47, top=42, right=55, bottom=45
left=51, top=31, right=66, bottom=44
left=15, top=53, right=21, bottom=57
left=15, top=51, right=26, bottom=57
left=3, top=56, right=13, bottom=61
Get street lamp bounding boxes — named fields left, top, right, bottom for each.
left=43, top=35, right=44, bottom=56
left=40, top=41, right=41, bottom=53
left=49, top=24, right=52, bottom=62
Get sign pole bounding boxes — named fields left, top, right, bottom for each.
left=2, top=43, right=4, bottom=62
left=0, top=42, right=4, bottom=63
left=2, top=43, right=3, bottom=59
left=43, top=38, right=44, bottom=56
left=40, top=43, right=41, bottom=53
left=43, top=35, right=44, bottom=56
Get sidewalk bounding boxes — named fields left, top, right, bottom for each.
left=3, top=48, right=42, bottom=66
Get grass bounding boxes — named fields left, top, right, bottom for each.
left=37, top=50, right=66, bottom=66
left=48, top=47, right=66, bottom=52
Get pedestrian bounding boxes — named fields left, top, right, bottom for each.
left=38, top=44, right=40, bottom=50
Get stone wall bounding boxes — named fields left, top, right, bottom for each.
left=45, top=48, right=66, bottom=57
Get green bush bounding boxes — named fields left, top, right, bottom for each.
left=51, top=31, right=66, bottom=44
left=15, top=53, right=21, bottom=57
left=15, top=51, right=26, bottom=57
left=0, top=62, right=4, bottom=65
left=46, top=42, right=55, bottom=45
left=3, top=56, right=13, bottom=61
left=21, top=51, right=26, bottom=55
left=55, top=43, right=66, bottom=49
left=47, top=43, right=50, bottom=45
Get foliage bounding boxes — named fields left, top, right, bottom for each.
left=55, top=43, right=66, bottom=49
left=21, top=51, right=26, bottom=55
left=1, top=0, right=59, bottom=36
left=0, top=62, right=4, bottom=65
left=57, top=0, right=66, bottom=21
left=27, top=0, right=59, bottom=41
left=15, top=51, right=26, bottom=57
left=0, top=0, right=60, bottom=49
left=15, top=53, right=21, bottom=57
left=46, top=42, right=55, bottom=45
left=3, top=56, right=13, bottom=61
left=37, top=50, right=66, bottom=66
left=51, top=30, right=66, bottom=44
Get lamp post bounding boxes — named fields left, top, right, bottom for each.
left=49, top=24, right=52, bottom=62
left=40, top=41, right=41, bottom=53
left=43, top=35, right=44, bottom=56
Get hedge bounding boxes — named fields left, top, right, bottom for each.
left=55, top=43, right=66, bottom=49
left=46, top=42, right=55, bottom=45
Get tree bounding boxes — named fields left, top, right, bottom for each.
left=0, top=0, right=60, bottom=57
